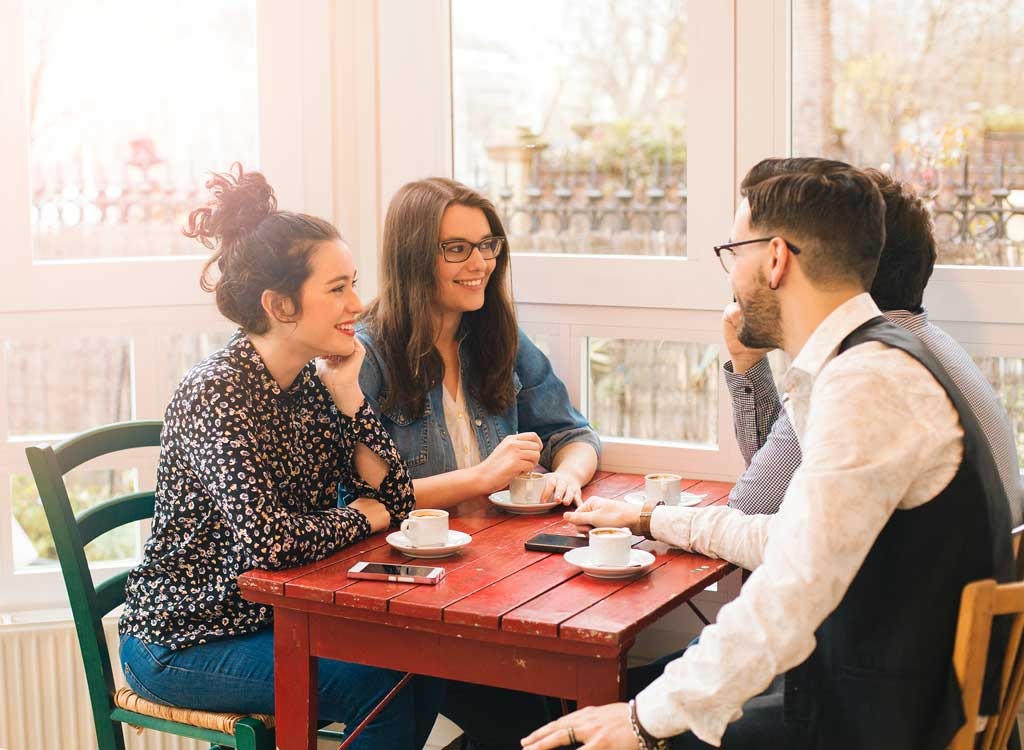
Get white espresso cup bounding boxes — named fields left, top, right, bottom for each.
left=400, top=509, right=449, bottom=546
left=588, top=527, right=633, bottom=567
left=509, top=472, right=546, bottom=504
left=645, top=472, right=683, bottom=506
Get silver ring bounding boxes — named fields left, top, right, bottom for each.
left=567, top=726, right=578, bottom=745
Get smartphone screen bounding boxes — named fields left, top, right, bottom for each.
left=525, top=532, right=645, bottom=553
left=358, top=563, right=439, bottom=577
left=524, top=533, right=591, bottom=553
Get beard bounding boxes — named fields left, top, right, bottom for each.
left=736, top=268, right=783, bottom=350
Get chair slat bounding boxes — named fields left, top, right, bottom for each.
left=55, top=420, right=162, bottom=474
left=108, top=709, right=236, bottom=745
left=950, top=580, right=997, bottom=750
left=95, top=570, right=133, bottom=617
left=78, top=492, right=155, bottom=547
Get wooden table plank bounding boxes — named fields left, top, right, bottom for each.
left=386, top=508, right=590, bottom=619
left=440, top=473, right=703, bottom=629
left=500, top=569, right=647, bottom=638
left=331, top=511, right=570, bottom=610
left=443, top=552, right=583, bottom=629
left=687, top=479, right=735, bottom=505
left=238, top=534, right=391, bottom=597
left=559, top=549, right=733, bottom=645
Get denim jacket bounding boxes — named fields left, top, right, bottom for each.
left=354, top=326, right=601, bottom=480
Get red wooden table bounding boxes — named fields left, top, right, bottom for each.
left=238, top=472, right=734, bottom=750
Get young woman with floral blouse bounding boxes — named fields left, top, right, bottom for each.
left=118, top=164, right=440, bottom=749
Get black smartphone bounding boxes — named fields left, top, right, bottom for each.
left=524, top=532, right=645, bottom=553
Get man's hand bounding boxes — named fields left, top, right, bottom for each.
left=563, top=496, right=641, bottom=534
left=723, top=302, right=772, bottom=374
left=521, top=703, right=636, bottom=750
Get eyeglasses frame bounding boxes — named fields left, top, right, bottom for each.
left=438, top=235, right=507, bottom=263
left=712, top=236, right=802, bottom=273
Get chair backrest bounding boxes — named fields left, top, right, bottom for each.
left=948, top=524, right=1024, bottom=750
left=26, top=420, right=162, bottom=750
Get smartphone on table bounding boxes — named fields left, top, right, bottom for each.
left=347, top=561, right=445, bottom=584
left=524, top=532, right=645, bottom=553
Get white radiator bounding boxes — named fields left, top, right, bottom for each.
left=0, top=616, right=202, bottom=750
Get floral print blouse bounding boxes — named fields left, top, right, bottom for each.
left=119, top=330, right=414, bottom=649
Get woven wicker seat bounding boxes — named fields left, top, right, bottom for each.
left=113, top=687, right=276, bottom=735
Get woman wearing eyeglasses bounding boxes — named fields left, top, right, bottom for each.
left=354, top=177, right=601, bottom=749
left=355, top=177, right=601, bottom=511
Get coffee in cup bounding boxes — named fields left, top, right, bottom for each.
left=644, top=472, right=682, bottom=506
left=509, top=472, right=546, bottom=504
left=588, top=526, right=632, bottom=567
left=400, top=509, right=449, bottom=546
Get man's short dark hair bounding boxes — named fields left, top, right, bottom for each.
left=742, top=158, right=936, bottom=311
left=741, top=161, right=886, bottom=289
left=740, top=157, right=854, bottom=194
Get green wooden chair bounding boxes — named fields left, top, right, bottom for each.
left=25, top=420, right=349, bottom=750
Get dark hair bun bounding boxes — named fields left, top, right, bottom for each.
left=184, top=162, right=277, bottom=250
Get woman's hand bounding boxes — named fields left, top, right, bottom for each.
left=539, top=471, right=583, bottom=506
left=521, top=703, right=635, bottom=750
left=563, top=496, right=641, bottom=534
left=473, top=432, right=543, bottom=494
left=347, top=497, right=390, bottom=533
left=316, top=338, right=367, bottom=416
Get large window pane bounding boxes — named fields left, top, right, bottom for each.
left=792, top=0, right=1024, bottom=266
left=5, top=336, right=133, bottom=439
left=452, top=0, right=687, bottom=256
left=26, top=0, right=258, bottom=260
left=12, top=469, right=140, bottom=570
left=587, top=338, right=717, bottom=445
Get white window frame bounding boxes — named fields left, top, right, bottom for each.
left=0, top=0, right=333, bottom=613
left=363, top=0, right=765, bottom=477
left=360, top=0, right=1024, bottom=482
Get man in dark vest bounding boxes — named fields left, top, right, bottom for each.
left=521, top=164, right=1014, bottom=750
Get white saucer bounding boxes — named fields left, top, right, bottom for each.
left=622, top=491, right=705, bottom=507
left=563, top=546, right=656, bottom=579
left=386, top=530, right=472, bottom=558
left=488, top=489, right=561, bottom=515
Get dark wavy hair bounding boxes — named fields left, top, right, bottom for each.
left=184, top=163, right=340, bottom=333
left=361, top=178, right=518, bottom=418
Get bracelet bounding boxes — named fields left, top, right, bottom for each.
left=627, top=699, right=648, bottom=749
left=635, top=499, right=665, bottom=540
left=628, top=699, right=668, bottom=749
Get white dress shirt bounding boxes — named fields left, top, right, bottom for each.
left=635, top=293, right=965, bottom=744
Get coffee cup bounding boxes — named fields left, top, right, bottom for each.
left=644, top=472, right=682, bottom=506
left=509, top=472, right=546, bottom=504
left=400, top=509, right=449, bottom=546
left=588, top=527, right=632, bottom=567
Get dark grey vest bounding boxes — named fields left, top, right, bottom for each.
left=783, top=317, right=1014, bottom=750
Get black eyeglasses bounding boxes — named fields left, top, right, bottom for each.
left=713, top=237, right=801, bottom=273
left=438, top=236, right=506, bottom=263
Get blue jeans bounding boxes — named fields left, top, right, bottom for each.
left=120, top=630, right=441, bottom=750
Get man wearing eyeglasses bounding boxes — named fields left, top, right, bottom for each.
left=721, top=159, right=1022, bottom=527
left=522, top=163, right=1013, bottom=749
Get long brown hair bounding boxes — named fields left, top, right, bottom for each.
left=184, top=163, right=340, bottom=333
left=362, top=178, right=518, bottom=417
